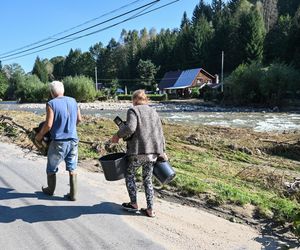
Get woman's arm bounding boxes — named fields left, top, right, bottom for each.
left=112, top=109, right=137, bottom=143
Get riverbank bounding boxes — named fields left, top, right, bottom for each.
left=1, top=100, right=300, bottom=133
left=15, top=99, right=300, bottom=113
left=0, top=110, right=299, bottom=242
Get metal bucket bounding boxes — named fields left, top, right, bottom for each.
left=99, top=153, right=127, bottom=181
left=153, top=161, right=176, bottom=185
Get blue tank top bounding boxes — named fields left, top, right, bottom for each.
left=48, top=96, right=78, bottom=140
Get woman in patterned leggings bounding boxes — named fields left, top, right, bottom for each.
left=112, top=89, right=167, bottom=217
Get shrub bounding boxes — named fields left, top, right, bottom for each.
left=147, top=94, right=168, bottom=101
left=225, top=61, right=300, bottom=107
left=0, top=72, right=9, bottom=99
left=260, top=63, right=300, bottom=106
left=224, top=62, right=264, bottom=105
left=96, top=90, right=108, bottom=101
left=191, top=87, right=200, bottom=98
left=117, top=94, right=167, bottom=101
left=15, top=75, right=49, bottom=103
left=63, top=75, right=96, bottom=102
left=117, top=94, right=132, bottom=101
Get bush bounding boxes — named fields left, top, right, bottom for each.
left=191, top=87, right=200, bottom=98
left=260, top=63, right=300, bottom=106
left=224, top=62, right=264, bottom=105
left=225, top=61, right=300, bottom=107
left=0, top=72, right=9, bottom=99
left=117, top=94, right=132, bottom=101
left=117, top=94, right=167, bottom=101
left=63, top=75, right=96, bottom=102
left=15, top=75, right=49, bottom=103
left=96, top=90, right=108, bottom=101
left=147, top=94, right=168, bottom=101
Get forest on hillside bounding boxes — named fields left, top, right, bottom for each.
left=0, top=0, right=300, bottom=106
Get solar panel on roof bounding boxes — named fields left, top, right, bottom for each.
left=159, top=71, right=182, bottom=89
left=165, top=68, right=201, bottom=89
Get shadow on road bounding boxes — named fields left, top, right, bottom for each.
left=0, top=187, right=37, bottom=200
left=254, top=235, right=299, bottom=249
left=0, top=187, right=139, bottom=223
left=0, top=187, right=66, bottom=201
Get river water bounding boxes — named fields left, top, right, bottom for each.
left=1, top=101, right=300, bottom=133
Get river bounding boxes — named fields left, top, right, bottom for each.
left=1, top=101, right=300, bottom=133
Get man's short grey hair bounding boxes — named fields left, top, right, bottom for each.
left=49, top=81, right=64, bottom=96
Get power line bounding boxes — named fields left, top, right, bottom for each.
left=0, top=0, right=145, bottom=57
left=2, top=0, right=180, bottom=62
left=0, top=0, right=160, bottom=60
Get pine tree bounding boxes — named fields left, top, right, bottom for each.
left=63, top=49, right=82, bottom=77
left=228, top=0, right=241, bottom=14
left=192, top=0, right=213, bottom=24
left=50, top=56, right=65, bottom=80
left=191, top=16, right=214, bottom=68
left=278, top=0, right=300, bottom=16
left=139, top=28, right=149, bottom=49
left=32, top=56, right=48, bottom=83
left=137, top=59, right=159, bottom=90
left=173, top=12, right=193, bottom=69
left=287, top=6, right=300, bottom=68
left=211, top=0, right=225, bottom=27
left=238, top=7, right=266, bottom=63
left=264, top=15, right=292, bottom=63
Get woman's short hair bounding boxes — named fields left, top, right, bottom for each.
left=132, top=89, right=148, bottom=105
left=49, top=81, right=64, bottom=96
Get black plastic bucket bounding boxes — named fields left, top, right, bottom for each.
left=99, top=153, right=127, bottom=181
left=153, top=161, right=176, bottom=185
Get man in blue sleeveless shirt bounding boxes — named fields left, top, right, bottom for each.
left=35, top=81, right=82, bottom=201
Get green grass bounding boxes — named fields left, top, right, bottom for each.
left=221, top=150, right=259, bottom=164
left=1, top=110, right=300, bottom=235
left=78, top=145, right=99, bottom=159
left=78, top=132, right=300, bottom=226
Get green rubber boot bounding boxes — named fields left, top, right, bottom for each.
left=67, top=173, right=77, bottom=201
left=42, top=174, right=56, bottom=196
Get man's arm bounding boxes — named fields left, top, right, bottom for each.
left=77, top=107, right=82, bottom=125
left=35, top=104, right=54, bottom=141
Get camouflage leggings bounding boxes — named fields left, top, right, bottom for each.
left=125, top=158, right=154, bottom=209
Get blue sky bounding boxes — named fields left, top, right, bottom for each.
left=1, top=0, right=204, bottom=73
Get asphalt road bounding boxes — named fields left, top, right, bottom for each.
left=0, top=142, right=164, bottom=250
left=0, top=142, right=294, bottom=249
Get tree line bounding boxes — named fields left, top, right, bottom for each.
left=0, top=0, right=300, bottom=106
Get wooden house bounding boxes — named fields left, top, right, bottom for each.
left=159, top=68, right=217, bottom=97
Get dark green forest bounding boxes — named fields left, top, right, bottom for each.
left=1, top=0, right=300, bottom=106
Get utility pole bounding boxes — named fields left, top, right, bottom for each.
left=95, top=67, right=98, bottom=91
left=221, top=51, right=224, bottom=93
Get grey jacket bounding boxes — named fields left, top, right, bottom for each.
left=117, top=105, right=165, bottom=156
